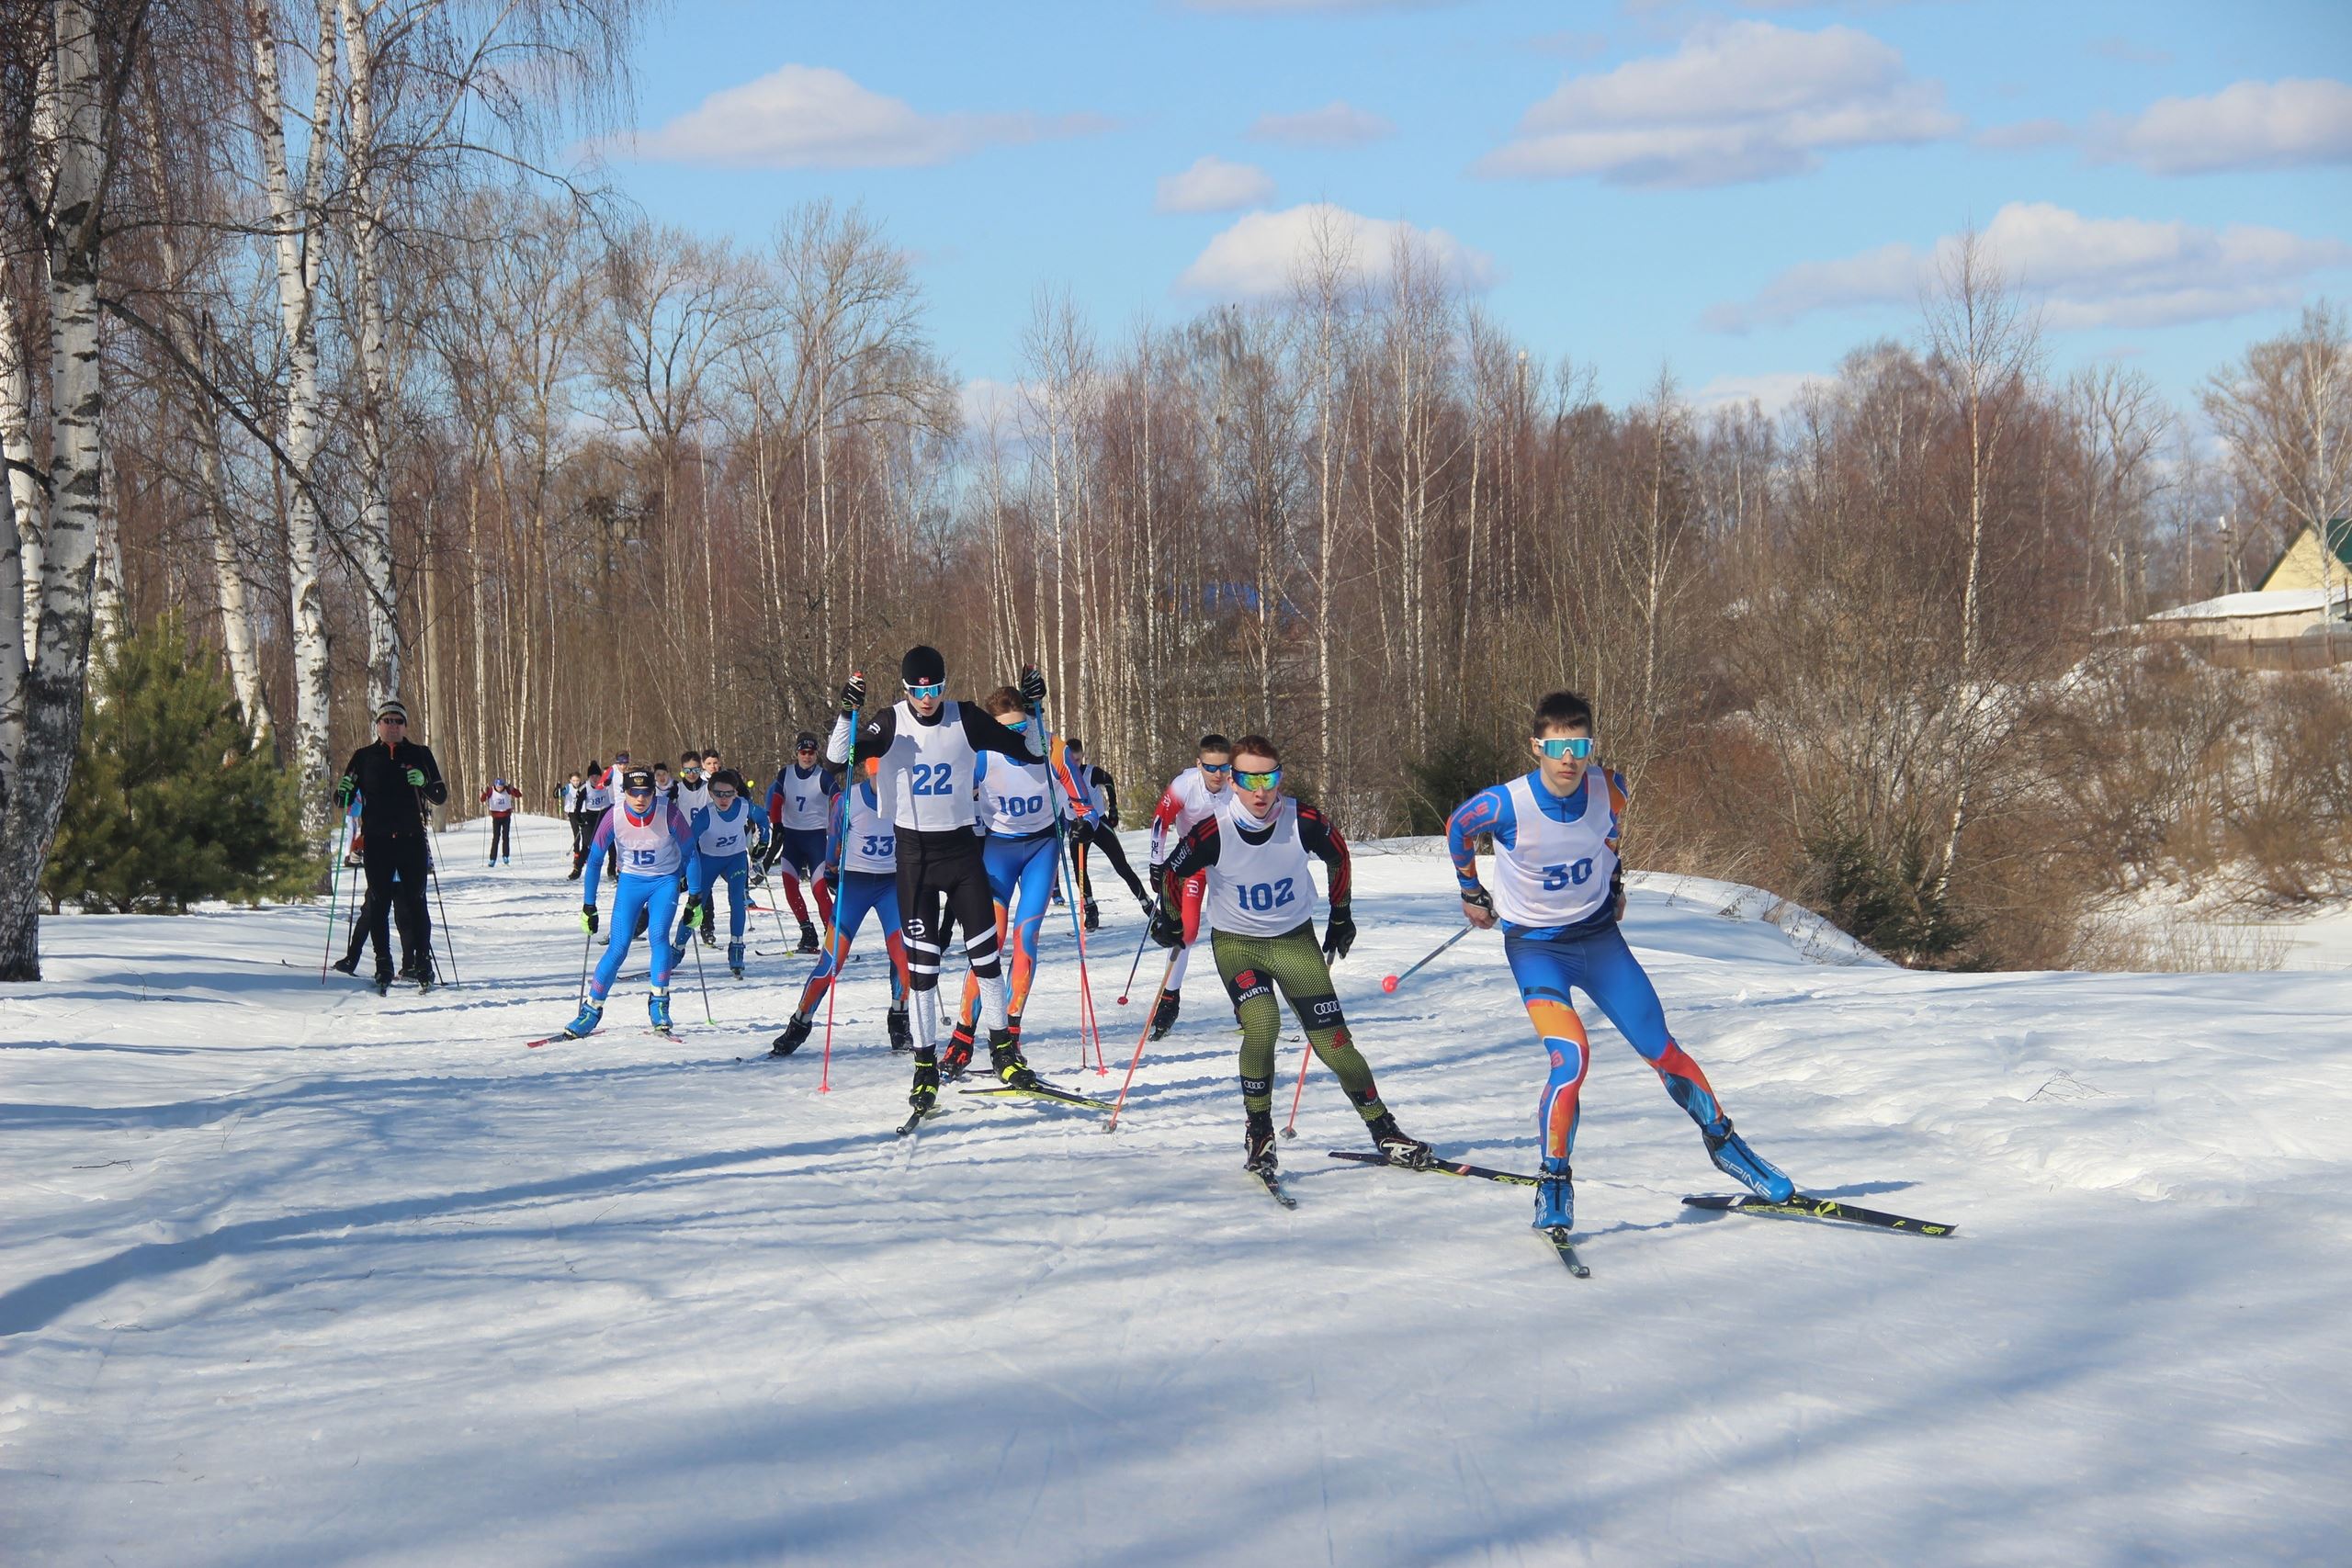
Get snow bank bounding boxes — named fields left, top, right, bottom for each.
left=3, top=817, right=2346, bottom=1566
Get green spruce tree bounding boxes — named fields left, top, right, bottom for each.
left=43, top=615, right=314, bottom=914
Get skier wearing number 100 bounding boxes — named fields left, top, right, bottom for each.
left=1153, top=733, right=1432, bottom=1184
left=1446, top=690, right=1795, bottom=1236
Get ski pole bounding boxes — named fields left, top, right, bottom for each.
left=576, top=918, right=594, bottom=1003
left=318, top=808, right=350, bottom=983
left=684, top=901, right=715, bottom=1024
left=818, top=922, right=842, bottom=1094
left=1103, top=950, right=1178, bottom=1133
left=1381, top=925, right=1473, bottom=995
left=1280, top=1035, right=1314, bottom=1140
left=1054, top=829, right=1107, bottom=1074
left=1114, top=920, right=1152, bottom=1005
left=425, top=849, right=461, bottom=989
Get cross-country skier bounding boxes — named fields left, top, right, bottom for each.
left=673, top=750, right=709, bottom=812
left=1153, top=733, right=1430, bottom=1179
left=942, top=688, right=1093, bottom=1077
left=559, top=772, right=590, bottom=871
left=561, top=765, right=697, bottom=1038
left=480, top=778, right=516, bottom=865
left=763, top=732, right=838, bottom=953
left=677, top=768, right=767, bottom=978
left=1144, top=734, right=1236, bottom=1040
left=1060, top=737, right=1150, bottom=931
left=1447, top=690, right=1794, bottom=1235
left=574, top=761, right=613, bottom=879
left=331, top=699, right=449, bottom=990
left=829, top=645, right=1048, bottom=1117
left=765, top=756, right=912, bottom=1056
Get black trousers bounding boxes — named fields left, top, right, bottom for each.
left=348, top=831, right=432, bottom=976
left=488, top=815, right=513, bottom=859
left=1072, top=820, right=1148, bottom=904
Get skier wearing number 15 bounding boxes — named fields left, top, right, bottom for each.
left=1153, top=733, right=1431, bottom=1186
left=1446, top=690, right=1794, bottom=1238
left=561, top=766, right=698, bottom=1038
left=830, top=646, right=1050, bottom=1120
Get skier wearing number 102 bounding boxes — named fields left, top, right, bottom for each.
left=1153, top=733, right=1432, bottom=1182
left=1445, top=690, right=1794, bottom=1236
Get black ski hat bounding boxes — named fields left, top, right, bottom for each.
left=900, top=645, right=946, bottom=686
left=619, top=766, right=655, bottom=794
left=795, top=730, right=819, bottom=750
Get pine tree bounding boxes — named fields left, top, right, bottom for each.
left=42, top=616, right=314, bottom=914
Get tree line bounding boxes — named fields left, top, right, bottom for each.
left=5, top=4, right=2346, bottom=976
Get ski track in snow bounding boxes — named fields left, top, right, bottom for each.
left=3, top=817, right=2348, bottom=1566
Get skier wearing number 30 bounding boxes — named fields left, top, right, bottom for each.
left=1446, top=690, right=1795, bottom=1243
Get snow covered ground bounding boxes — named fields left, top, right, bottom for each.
left=5, top=816, right=2348, bottom=1567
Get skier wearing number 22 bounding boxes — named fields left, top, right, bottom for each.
left=1447, top=690, right=1794, bottom=1236
left=1154, top=734, right=1432, bottom=1186
left=830, top=646, right=1052, bottom=1118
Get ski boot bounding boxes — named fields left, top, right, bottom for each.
left=1703, top=1117, right=1794, bottom=1202
left=1082, top=898, right=1101, bottom=933
left=796, top=920, right=821, bottom=954
left=1244, top=1108, right=1278, bottom=1175
left=1366, top=1111, right=1432, bottom=1169
left=331, top=953, right=360, bottom=977
left=909, top=1047, right=941, bottom=1113
left=487, top=858, right=497, bottom=868
left=989, top=1028, right=1040, bottom=1090
left=940, top=1021, right=977, bottom=1079
left=502, top=856, right=511, bottom=866
left=401, top=956, right=436, bottom=994
left=1148, top=991, right=1181, bottom=1041
left=562, top=998, right=604, bottom=1039
left=769, top=1014, right=811, bottom=1058
left=649, top=989, right=674, bottom=1033
left=728, top=942, right=746, bottom=980
left=1532, top=1157, right=1574, bottom=1230
left=886, top=1005, right=913, bottom=1052
left=747, top=863, right=765, bottom=888
left=373, top=971, right=394, bottom=997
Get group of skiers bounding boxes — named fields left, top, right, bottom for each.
left=333, top=649, right=1799, bottom=1242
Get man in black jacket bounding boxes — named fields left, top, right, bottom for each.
left=331, top=699, right=450, bottom=989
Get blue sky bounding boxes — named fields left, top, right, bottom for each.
left=599, top=0, right=2352, bottom=415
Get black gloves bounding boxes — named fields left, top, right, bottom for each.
left=1017, top=664, right=1046, bottom=712
left=839, top=673, right=866, bottom=715
left=1460, top=885, right=1495, bottom=915
left=1322, top=904, right=1356, bottom=962
left=1148, top=897, right=1183, bottom=949
left=582, top=905, right=600, bottom=934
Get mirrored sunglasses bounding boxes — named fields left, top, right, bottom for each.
left=1235, top=768, right=1281, bottom=790
left=903, top=682, right=944, bottom=700
left=1538, top=736, right=1594, bottom=760
left=1199, top=762, right=1233, bottom=776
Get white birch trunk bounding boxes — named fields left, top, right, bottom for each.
left=337, top=0, right=401, bottom=705
left=0, top=278, right=46, bottom=769
left=252, top=0, right=338, bottom=831
left=0, top=1, right=107, bottom=979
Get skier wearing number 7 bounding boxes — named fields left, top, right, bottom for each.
left=1445, top=690, right=1794, bottom=1237
left=1153, top=733, right=1431, bottom=1187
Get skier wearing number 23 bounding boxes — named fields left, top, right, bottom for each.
left=563, top=766, right=698, bottom=1037
left=830, top=646, right=1051, bottom=1119
left=1153, top=733, right=1431, bottom=1184
left=1446, top=690, right=1794, bottom=1235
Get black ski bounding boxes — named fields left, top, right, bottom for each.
left=1250, top=1167, right=1296, bottom=1208
left=1327, top=1149, right=1538, bottom=1187
left=957, top=1080, right=1114, bottom=1112
left=1682, top=1192, right=1956, bottom=1237
left=1544, top=1226, right=1591, bottom=1277
left=895, top=1106, right=941, bottom=1138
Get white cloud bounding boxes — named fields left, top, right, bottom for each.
left=1156, top=155, right=1278, bottom=213
left=1705, top=201, right=2352, bottom=333
left=1693, top=371, right=1824, bottom=415
left=1248, top=101, right=1395, bottom=147
left=624, top=65, right=1105, bottom=168
left=1476, top=20, right=1960, bottom=186
left=1175, top=203, right=1498, bottom=299
left=2093, top=78, right=2352, bottom=175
